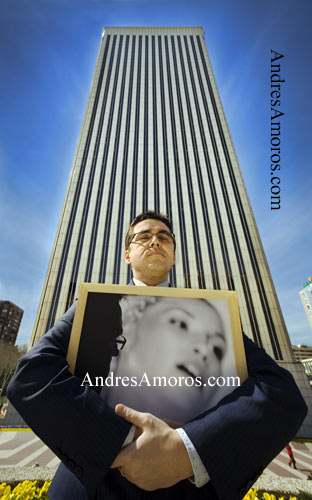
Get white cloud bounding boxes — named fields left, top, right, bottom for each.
left=0, top=160, right=56, bottom=345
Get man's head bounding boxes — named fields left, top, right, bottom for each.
left=124, top=210, right=176, bottom=286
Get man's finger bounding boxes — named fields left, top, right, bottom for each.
left=115, top=403, right=146, bottom=427
left=111, top=442, right=135, bottom=468
left=111, top=449, right=125, bottom=468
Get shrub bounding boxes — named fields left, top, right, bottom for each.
left=0, top=480, right=51, bottom=499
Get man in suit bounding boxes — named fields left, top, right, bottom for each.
left=8, top=210, right=307, bottom=500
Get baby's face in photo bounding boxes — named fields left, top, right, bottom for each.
left=123, top=297, right=227, bottom=382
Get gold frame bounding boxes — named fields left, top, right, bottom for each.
left=67, top=283, right=248, bottom=384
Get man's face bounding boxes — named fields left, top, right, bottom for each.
left=124, top=219, right=176, bottom=284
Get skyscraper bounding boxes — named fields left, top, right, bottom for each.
left=29, top=27, right=296, bottom=368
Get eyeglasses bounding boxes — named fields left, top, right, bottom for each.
left=129, top=230, right=175, bottom=245
left=115, top=335, right=126, bottom=350
left=112, top=335, right=127, bottom=357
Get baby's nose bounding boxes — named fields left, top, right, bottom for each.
left=193, top=343, right=211, bottom=362
left=193, top=340, right=224, bottom=362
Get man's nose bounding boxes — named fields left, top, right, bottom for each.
left=150, top=234, right=161, bottom=246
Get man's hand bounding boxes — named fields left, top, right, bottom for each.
left=162, top=417, right=183, bottom=429
left=111, top=404, right=193, bottom=491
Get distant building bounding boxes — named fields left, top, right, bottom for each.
left=301, top=358, right=312, bottom=385
left=0, top=301, right=23, bottom=344
left=300, top=278, right=312, bottom=330
left=292, top=344, right=312, bottom=362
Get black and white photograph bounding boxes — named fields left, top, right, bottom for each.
left=67, top=283, right=247, bottom=421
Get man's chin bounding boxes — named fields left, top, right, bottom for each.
left=145, top=261, right=169, bottom=274
left=146, top=255, right=166, bottom=265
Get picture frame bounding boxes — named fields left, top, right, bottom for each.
left=67, top=283, right=248, bottom=420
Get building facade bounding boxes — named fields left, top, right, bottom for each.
left=299, top=280, right=312, bottom=330
left=0, top=300, right=23, bottom=345
left=30, top=27, right=293, bottom=366
left=293, top=345, right=312, bottom=363
left=301, top=358, right=312, bottom=385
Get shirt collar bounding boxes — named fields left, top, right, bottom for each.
left=132, top=278, right=169, bottom=287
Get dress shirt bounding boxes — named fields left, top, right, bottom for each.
left=132, top=278, right=170, bottom=287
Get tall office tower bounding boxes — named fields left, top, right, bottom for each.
left=28, top=27, right=298, bottom=370
left=299, top=278, right=312, bottom=329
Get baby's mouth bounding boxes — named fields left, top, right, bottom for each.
left=176, top=363, right=204, bottom=386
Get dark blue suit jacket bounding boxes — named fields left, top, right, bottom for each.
left=7, top=285, right=307, bottom=500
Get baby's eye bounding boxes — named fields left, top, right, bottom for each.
left=169, top=318, right=188, bottom=330
left=209, top=335, right=226, bottom=360
left=213, top=346, right=224, bottom=361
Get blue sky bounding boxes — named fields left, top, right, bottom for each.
left=1, top=0, right=311, bottom=347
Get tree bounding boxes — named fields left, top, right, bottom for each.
left=0, top=342, right=27, bottom=397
